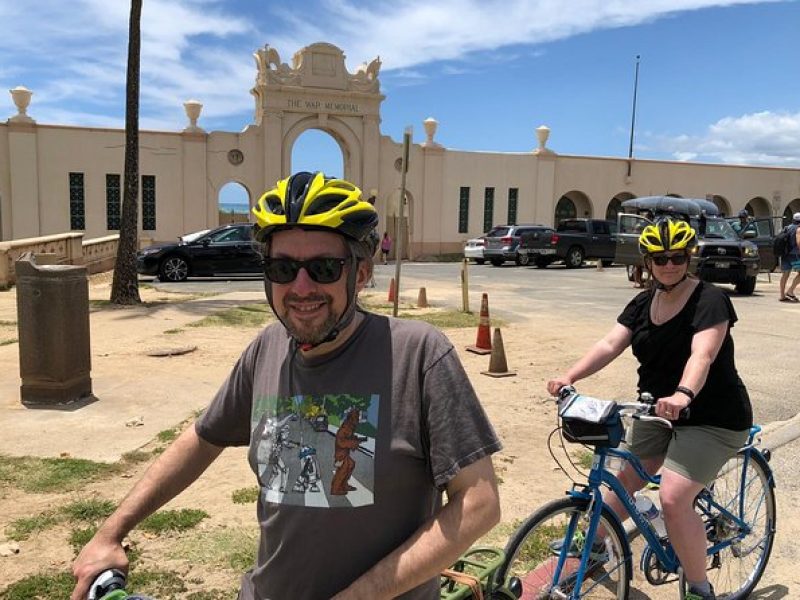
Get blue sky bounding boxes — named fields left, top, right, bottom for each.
left=0, top=0, right=798, bottom=207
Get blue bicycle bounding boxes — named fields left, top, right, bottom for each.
left=495, top=387, right=776, bottom=599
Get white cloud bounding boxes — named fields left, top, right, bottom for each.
left=653, top=110, right=800, bottom=166
left=0, top=0, right=786, bottom=134
left=266, top=0, right=780, bottom=71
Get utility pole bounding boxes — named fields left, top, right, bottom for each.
left=393, top=126, right=412, bottom=317
left=627, top=55, right=641, bottom=178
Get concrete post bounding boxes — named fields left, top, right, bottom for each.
left=15, top=254, right=92, bottom=406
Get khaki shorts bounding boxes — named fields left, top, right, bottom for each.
left=625, top=421, right=749, bottom=486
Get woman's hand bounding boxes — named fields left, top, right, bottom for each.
left=655, top=393, right=691, bottom=421
left=547, top=376, right=572, bottom=397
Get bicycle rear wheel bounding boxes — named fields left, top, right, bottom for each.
left=699, top=449, right=775, bottom=599
left=497, top=497, right=630, bottom=599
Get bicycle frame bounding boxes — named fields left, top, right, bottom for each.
left=548, top=424, right=769, bottom=598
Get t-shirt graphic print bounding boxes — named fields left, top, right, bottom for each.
left=247, top=392, right=379, bottom=508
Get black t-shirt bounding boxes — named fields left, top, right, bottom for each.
left=617, top=281, right=752, bottom=431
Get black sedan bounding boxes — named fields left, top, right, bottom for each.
left=137, top=223, right=263, bottom=282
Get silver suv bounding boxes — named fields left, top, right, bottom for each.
left=483, top=224, right=549, bottom=266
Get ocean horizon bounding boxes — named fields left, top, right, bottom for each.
left=219, top=202, right=250, bottom=214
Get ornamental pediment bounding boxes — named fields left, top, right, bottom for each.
left=254, top=43, right=381, bottom=94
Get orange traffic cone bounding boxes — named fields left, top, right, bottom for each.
left=417, top=287, right=428, bottom=308
left=481, top=328, right=516, bottom=378
left=466, top=293, right=492, bottom=355
left=388, top=277, right=396, bottom=303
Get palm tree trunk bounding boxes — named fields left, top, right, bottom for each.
left=111, top=0, right=143, bottom=304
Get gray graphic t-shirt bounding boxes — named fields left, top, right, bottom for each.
left=196, top=312, right=501, bottom=600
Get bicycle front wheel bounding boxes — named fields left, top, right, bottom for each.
left=700, top=449, right=776, bottom=599
left=497, top=497, right=630, bottom=599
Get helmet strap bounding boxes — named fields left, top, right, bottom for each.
left=651, top=272, right=688, bottom=292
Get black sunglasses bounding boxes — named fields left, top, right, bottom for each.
left=651, top=253, right=689, bottom=266
left=263, top=257, right=348, bottom=284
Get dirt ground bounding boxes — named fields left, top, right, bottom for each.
left=0, top=273, right=796, bottom=598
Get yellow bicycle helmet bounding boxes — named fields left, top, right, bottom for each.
left=638, top=218, right=697, bottom=255
left=252, top=171, right=378, bottom=243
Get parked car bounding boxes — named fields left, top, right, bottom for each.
left=483, top=224, right=549, bottom=266
left=519, top=219, right=616, bottom=268
left=136, top=223, right=263, bottom=282
left=463, top=237, right=486, bottom=264
left=615, top=196, right=761, bottom=295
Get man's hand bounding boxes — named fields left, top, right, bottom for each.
left=70, top=533, right=128, bottom=600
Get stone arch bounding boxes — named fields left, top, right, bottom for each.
left=606, top=192, right=636, bottom=221
left=744, top=196, right=770, bottom=217
left=707, top=195, right=730, bottom=216
left=783, top=198, right=800, bottom=225
left=555, top=190, right=591, bottom=225
left=216, top=180, right=253, bottom=226
left=282, top=115, right=361, bottom=184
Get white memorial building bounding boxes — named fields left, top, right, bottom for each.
left=1, top=42, right=799, bottom=257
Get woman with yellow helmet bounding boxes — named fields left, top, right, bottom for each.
left=547, top=217, right=753, bottom=600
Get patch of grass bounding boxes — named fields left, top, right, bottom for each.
left=89, top=299, right=113, bottom=308
left=139, top=508, right=209, bottom=534
left=0, top=338, right=17, bottom=346
left=128, top=569, right=187, bottom=598
left=157, top=428, right=179, bottom=443
left=122, top=449, right=155, bottom=463
left=187, top=591, right=238, bottom=600
left=164, top=328, right=184, bottom=334
left=0, top=454, right=121, bottom=493
left=188, top=304, right=272, bottom=328
left=398, top=310, right=483, bottom=329
left=5, top=512, right=60, bottom=541
left=5, top=498, right=115, bottom=541
left=231, top=486, right=260, bottom=504
left=62, top=498, right=116, bottom=522
left=171, top=527, right=258, bottom=572
left=0, top=319, right=17, bottom=326
left=574, top=449, right=594, bottom=470
left=69, top=526, right=97, bottom=554
left=0, top=572, right=76, bottom=600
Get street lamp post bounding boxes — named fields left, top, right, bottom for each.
left=627, top=55, right=641, bottom=178
left=393, top=126, right=412, bottom=317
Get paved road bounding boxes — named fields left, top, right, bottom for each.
left=148, top=261, right=798, bottom=426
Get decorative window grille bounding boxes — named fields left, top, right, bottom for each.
left=507, top=188, right=518, bottom=225
left=69, top=172, right=85, bottom=230
left=106, top=174, right=121, bottom=230
left=458, top=187, right=470, bottom=233
left=142, top=175, right=156, bottom=230
left=483, top=187, right=495, bottom=232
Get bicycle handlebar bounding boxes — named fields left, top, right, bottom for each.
left=556, top=386, right=689, bottom=427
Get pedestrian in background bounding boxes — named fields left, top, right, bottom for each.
left=380, top=231, right=392, bottom=265
left=778, top=212, right=800, bottom=302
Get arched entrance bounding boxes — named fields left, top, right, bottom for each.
left=217, top=181, right=251, bottom=226
left=708, top=195, right=731, bottom=216
left=606, top=192, right=635, bottom=221
left=291, top=129, right=345, bottom=177
left=745, top=197, right=771, bottom=217
left=554, top=191, right=591, bottom=225
left=783, top=199, right=800, bottom=225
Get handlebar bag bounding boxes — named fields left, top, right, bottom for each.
left=558, top=394, right=623, bottom=447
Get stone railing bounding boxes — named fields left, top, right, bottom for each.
left=0, top=232, right=120, bottom=288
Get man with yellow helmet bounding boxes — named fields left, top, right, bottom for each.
left=72, top=172, right=501, bottom=600
left=547, top=217, right=753, bottom=600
